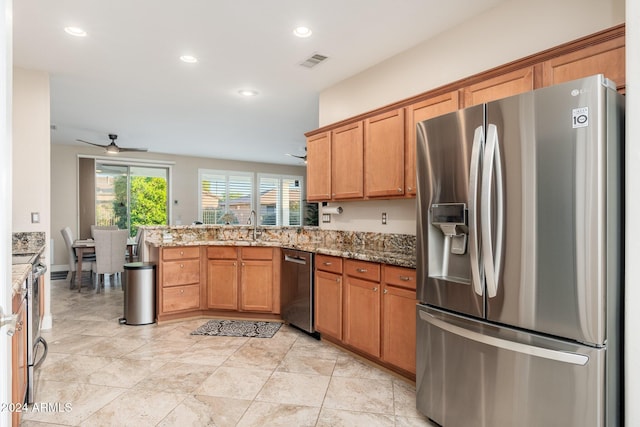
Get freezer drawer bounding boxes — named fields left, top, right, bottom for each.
left=416, top=305, right=607, bottom=427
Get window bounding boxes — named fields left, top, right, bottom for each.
left=198, top=170, right=303, bottom=226
left=199, top=170, right=253, bottom=224
left=258, top=174, right=303, bottom=226
left=95, top=162, right=169, bottom=236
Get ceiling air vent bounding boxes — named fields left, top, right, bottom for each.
left=300, top=53, right=328, bottom=69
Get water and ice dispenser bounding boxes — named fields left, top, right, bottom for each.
left=428, top=203, right=471, bottom=284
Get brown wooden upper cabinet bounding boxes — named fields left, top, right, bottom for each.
left=405, top=91, right=461, bottom=196
left=306, top=131, right=332, bottom=201
left=364, top=109, right=405, bottom=198
left=332, top=121, right=364, bottom=200
left=541, top=36, right=625, bottom=92
left=463, top=67, right=535, bottom=107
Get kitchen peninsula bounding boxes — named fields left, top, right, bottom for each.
left=142, top=225, right=418, bottom=378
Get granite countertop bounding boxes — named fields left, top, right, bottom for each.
left=11, top=232, right=47, bottom=297
left=12, top=264, right=31, bottom=298
left=144, top=226, right=416, bottom=269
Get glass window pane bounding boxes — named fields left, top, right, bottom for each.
left=96, top=162, right=169, bottom=237
left=199, top=170, right=253, bottom=225
left=259, top=177, right=278, bottom=225
left=283, top=178, right=302, bottom=226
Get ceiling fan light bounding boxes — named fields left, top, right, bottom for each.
left=105, top=145, right=119, bottom=154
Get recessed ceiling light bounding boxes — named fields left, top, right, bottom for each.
left=293, top=26, right=312, bottom=38
left=64, top=26, right=87, bottom=37
left=238, top=89, right=258, bottom=97
left=180, top=55, right=198, bottom=63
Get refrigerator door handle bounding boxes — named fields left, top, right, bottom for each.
left=418, top=310, right=589, bottom=366
left=468, top=126, right=484, bottom=296
left=481, top=124, right=504, bottom=298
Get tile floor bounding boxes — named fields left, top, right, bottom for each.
left=20, top=278, right=436, bottom=427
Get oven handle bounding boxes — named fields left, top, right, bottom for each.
left=33, top=336, right=48, bottom=370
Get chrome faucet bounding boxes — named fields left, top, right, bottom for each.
left=249, top=210, right=258, bottom=240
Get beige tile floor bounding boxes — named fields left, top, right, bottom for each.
left=20, top=278, right=437, bottom=427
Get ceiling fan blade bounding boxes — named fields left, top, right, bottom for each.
left=77, top=139, right=108, bottom=148
left=117, top=147, right=149, bottom=152
left=285, top=153, right=307, bottom=160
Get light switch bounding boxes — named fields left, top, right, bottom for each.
left=322, top=213, right=331, bottom=223
left=382, top=212, right=387, bottom=225
left=31, top=212, right=40, bottom=223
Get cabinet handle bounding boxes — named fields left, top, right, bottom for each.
left=180, top=289, right=184, bottom=294
left=407, top=186, right=413, bottom=192
left=242, top=262, right=245, bottom=266
left=383, top=289, right=388, bottom=294
left=180, top=264, right=184, bottom=268
left=234, top=262, right=237, bottom=266
left=336, top=278, right=341, bottom=283
left=397, top=187, right=402, bottom=192
left=373, top=287, right=378, bottom=292
left=356, top=268, right=368, bottom=273
left=324, top=262, right=332, bottom=266
left=180, top=251, right=184, bottom=256
left=399, top=276, right=412, bottom=281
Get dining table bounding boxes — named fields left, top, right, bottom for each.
left=72, top=239, right=136, bottom=292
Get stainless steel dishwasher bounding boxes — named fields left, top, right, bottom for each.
left=281, top=249, right=316, bottom=335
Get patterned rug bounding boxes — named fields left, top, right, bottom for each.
left=190, top=319, right=281, bottom=338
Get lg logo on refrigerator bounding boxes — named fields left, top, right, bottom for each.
left=572, top=107, right=589, bottom=128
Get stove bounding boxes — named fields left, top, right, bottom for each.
left=12, top=251, right=48, bottom=403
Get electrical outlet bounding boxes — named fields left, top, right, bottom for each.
left=31, top=212, right=40, bottom=223
left=381, top=212, right=387, bottom=225
left=322, top=213, right=331, bottom=223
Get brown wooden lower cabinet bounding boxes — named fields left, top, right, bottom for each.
left=382, top=284, right=417, bottom=374
left=315, top=256, right=417, bottom=377
left=12, top=294, right=27, bottom=427
left=344, top=275, right=381, bottom=357
left=314, top=255, right=344, bottom=340
left=206, top=246, right=280, bottom=315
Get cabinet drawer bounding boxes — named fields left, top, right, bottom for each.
left=345, top=259, right=380, bottom=282
left=316, top=254, right=343, bottom=274
left=240, top=247, right=273, bottom=260
left=162, top=259, right=200, bottom=286
left=163, top=246, right=200, bottom=261
left=162, top=284, right=200, bottom=313
left=207, top=246, right=237, bottom=259
left=383, top=265, right=416, bottom=290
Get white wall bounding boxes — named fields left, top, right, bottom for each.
left=0, top=1, right=11, bottom=424
left=318, top=0, right=625, bottom=234
left=12, top=67, right=51, bottom=329
left=51, top=143, right=306, bottom=268
left=625, top=0, right=638, bottom=425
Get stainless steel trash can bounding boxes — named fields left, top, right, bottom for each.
left=123, top=262, right=156, bottom=325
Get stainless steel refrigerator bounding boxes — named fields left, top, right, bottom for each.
left=415, top=74, right=624, bottom=427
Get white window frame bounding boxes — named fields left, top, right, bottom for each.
left=257, top=173, right=304, bottom=226
left=198, top=169, right=254, bottom=224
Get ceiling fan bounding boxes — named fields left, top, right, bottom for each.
left=285, top=147, right=307, bottom=163
left=77, top=134, right=148, bottom=153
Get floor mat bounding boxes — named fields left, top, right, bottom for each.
left=190, top=319, right=282, bottom=338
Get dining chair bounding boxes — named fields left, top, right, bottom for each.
left=91, top=229, right=129, bottom=293
left=60, top=226, right=96, bottom=289
left=90, top=225, right=118, bottom=238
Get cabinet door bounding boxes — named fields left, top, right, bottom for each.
left=463, top=67, right=535, bottom=107
left=541, top=36, right=625, bottom=91
left=314, top=270, right=343, bottom=340
left=240, top=260, right=273, bottom=312
left=306, top=131, right=332, bottom=201
left=207, top=259, right=238, bottom=310
left=405, top=91, right=461, bottom=196
left=344, top=276, right=381, bottom=357
left=365, top=109, right=405, bottom=198
left=382, top=285, right=417, bottom=374
left=11, top=297, right=27, bottom=426
left=332, top=121, right=364, bottom=199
